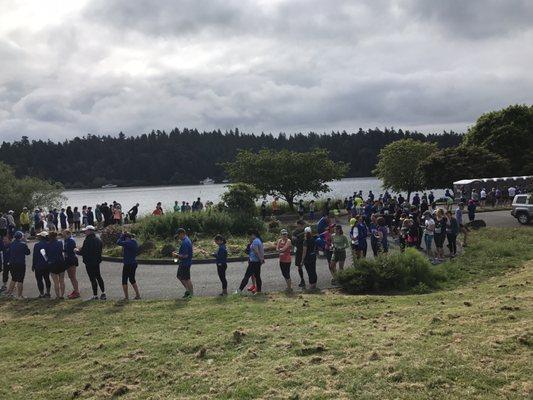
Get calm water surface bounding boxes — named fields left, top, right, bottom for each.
left=62, top=177, right=446, bottom=216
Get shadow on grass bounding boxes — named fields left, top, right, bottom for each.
left=0, top=297, right=98, bottom=319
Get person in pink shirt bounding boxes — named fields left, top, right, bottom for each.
left=276, top=229, right=293, bottom=292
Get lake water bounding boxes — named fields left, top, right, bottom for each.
left=62, top=177, right=446, bottom=216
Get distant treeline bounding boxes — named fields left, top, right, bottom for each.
left=0, top=128, right=462, bottom=188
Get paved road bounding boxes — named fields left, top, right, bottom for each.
left=4, top=210, right=529, bottom=300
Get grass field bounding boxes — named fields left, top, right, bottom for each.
left=0, top=228, right=532, bottom=399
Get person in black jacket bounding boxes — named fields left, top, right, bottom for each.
left=76, top=225, right=106, bottom=300
left=33, top=231, right=51, bottom=298
left=127, top=203, right=139, bottom=224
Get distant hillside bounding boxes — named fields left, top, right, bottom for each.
left=0, top=128, right=462, bottom=188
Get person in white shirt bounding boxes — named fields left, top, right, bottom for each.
left=423, top=211, right=435, bottom=258
left=508, top=186, right=516, bottom=205
left=480, top=188, right=487, bottom=208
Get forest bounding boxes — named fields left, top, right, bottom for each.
left=0, top=128, right=462, bottom=188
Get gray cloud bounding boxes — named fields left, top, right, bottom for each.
left=403, top=0, right=533, bottom=39
left=0, top=0, right=532, bottom=141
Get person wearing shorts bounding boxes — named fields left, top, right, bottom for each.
left=173, top=228, right=193, bottom=299
left=5, top=231, right=30, bottom=299
left=117, top=232, right=140, bottom=300
left=47, top=231, right=66, bottom=299
left=276, top=229, right=292, bottom=292
left=63, top=230, right=80, bottom=299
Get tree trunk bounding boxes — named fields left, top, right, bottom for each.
left=284, top=195, right=295, bottom=211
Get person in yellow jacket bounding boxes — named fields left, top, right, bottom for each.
left=19, top=207, right=30, bottom=233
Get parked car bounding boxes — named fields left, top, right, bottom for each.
left=511, top=194, right=532, bottom=225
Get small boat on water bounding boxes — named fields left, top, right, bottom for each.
left=200, top=177, right=215, bottom=185
left=101, top=184, right=118, bottom=189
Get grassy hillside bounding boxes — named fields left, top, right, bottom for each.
left=0, top=228, right=532, bottom=400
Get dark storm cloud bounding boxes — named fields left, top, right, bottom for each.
left=404, top=0, right=533, bottom=39
left=0, top=0, right=532, bottom=141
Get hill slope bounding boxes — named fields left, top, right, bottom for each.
left=0, top=228, right=532, bottom=399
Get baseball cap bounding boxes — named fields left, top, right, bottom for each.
left=37, top=231, right=49, bottom=238
left=83, top=225, right=96, bottom=231
left=14, top=231, right=23, bottom=239
left=304, top=227, right=312, bottom=233
left=280, top=229, right=288, bottom=235
left=349, top=218, right=356, bottom=226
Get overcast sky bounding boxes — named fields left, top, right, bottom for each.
left=0, top=0, right=532, bottom=141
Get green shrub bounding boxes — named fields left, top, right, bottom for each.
left=133, top=211, right=265, bottom=240
left=160, top=244, right=175, bottom=257
left=221, top=183, right=259, bottom=215
left=100, top=225, right=123, bottom=247
left=138, top=240, right=156, bottom=255
left=336, top=249, right=438, bottom=294
left=230, top=215, right=265, bottom=236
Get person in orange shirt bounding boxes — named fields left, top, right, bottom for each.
left=272, top=197, right=280, bottom=216
left=152, top=202, right=164, bottom=216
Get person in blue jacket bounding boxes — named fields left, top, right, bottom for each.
left=173, top=228, right=194, bottom=299
left=117, top=231, right=140, bottom=300
left=213, top=234, right=228, bottom=296
left=5, top=231, right=30, bottom=299
left=32, top=231, right=51, bottom=298
left=356, top=215, right=368, bottom=258
left=46, top=231, right=66, bottom=299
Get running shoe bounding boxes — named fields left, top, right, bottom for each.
left=298, top=280, right=306, bottom=288
left=331, top=278, right=338, bottom=286
left=134, top=295, right=141, bottom=300
left=88, top=295, right=98, bottom=301
left=247, top=285, right=256, bottom=292
left=44, top=293, right=51, bottom=298
left=0, top=286, right=6, bottom=293
left=182, top=291, right=191, bottom=299
left=67, top=291, right=80, bottom=299
left=38, top=294, right=44, bottom=299
left=99, top=293, right=107, bottom=300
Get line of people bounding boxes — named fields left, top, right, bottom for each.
left=0, top=225, right=141, bottom=301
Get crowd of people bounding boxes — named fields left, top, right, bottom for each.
left=0, top=183, right=520, bottom=300
left=0, top=225, right=143, bottom=301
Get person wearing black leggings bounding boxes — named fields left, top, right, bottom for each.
left=445, top=211, right=459, bottom=257
left=76, top=225, right=106, bottom=300
left=32, top=231, right=51, bottom=298
left=214, top=235, right=228, bottom=296
left=86, top=264, right=105, bottom=299
left=301, top=227, right=318, bottom=290
left=237, top=230, right=264, bottom=294
left=0, top=236, right=10, bottom=292
left=291, top=221, right=306, bottom=288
